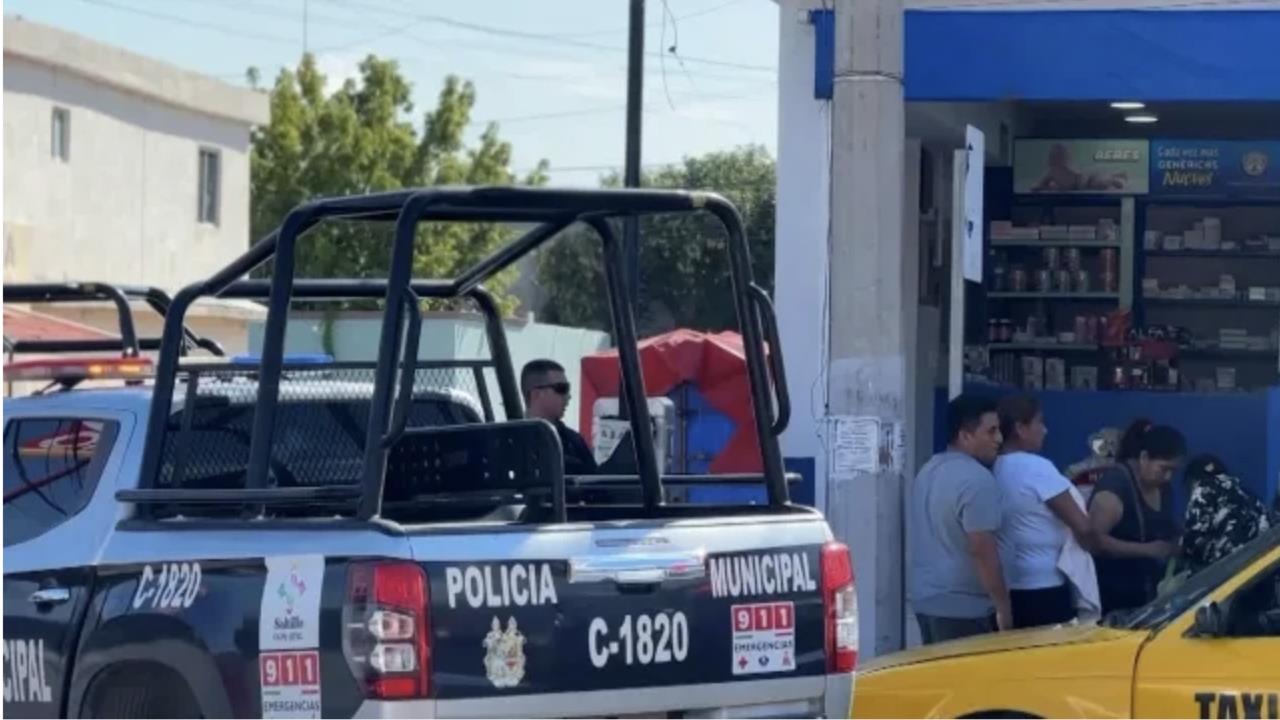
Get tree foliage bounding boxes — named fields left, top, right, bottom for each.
left=249, top=54, right=547, bottom=314
left=536, top=145, right=776, bottom=334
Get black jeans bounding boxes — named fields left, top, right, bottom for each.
left=1010, top=583, right=1076, bottom=629
left=916, top=613, right=996, bottom=645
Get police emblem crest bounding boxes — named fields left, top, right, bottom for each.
left=482, top=616, right=527, bottom=688
left=1242, top=150, right=1269, bottom=177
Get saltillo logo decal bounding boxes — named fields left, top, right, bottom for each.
left=275, top=563, right=310, bottom=632
left=482, top=616, right=527, bottom=689
left=260, top=555, right=325, bottom=651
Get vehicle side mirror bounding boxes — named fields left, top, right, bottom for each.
left=1191, top=602, right=1227, bottom=637
left=1259, top=609, right=1280, bottom=636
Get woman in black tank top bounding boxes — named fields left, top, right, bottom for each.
left=1086, top=420, right=1185, bottom=615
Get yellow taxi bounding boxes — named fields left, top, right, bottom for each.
left=852, top=528, right=1280, bottom=719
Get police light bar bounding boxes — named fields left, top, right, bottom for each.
left=3, top=356, right=155, bottom=383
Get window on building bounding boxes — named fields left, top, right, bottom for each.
left=198, top=148, right=221, bottom=225
left=51, top=107, right=70, bottom=162
left=3, top=418, right=120, bottom=547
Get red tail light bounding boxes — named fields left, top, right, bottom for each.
left=343, top=561, right=430, bottom=699
left=821, top=542, right=858, bottom=673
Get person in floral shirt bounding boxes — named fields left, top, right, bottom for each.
left=1181, top=455, right=1279, bottom=571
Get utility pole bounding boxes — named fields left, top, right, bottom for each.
left=623, top=0, right=644, bottom=303
left=827, top=0, right=912, bottom=656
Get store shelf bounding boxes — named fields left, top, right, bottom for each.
left=991, top=239, right=1122, bottom=249
left=1013, top=195, right=1124, bottom=207
left=1179, top=347, right=1280, bottom=360
left=1144, top=250, right=1280, bottom=259
left=1143, top=197, right=1280, bottom=208
left=989, top=342, right=1101, bottom=352
left=989, top=291, right=1119, bottom=301
left=1144, top=297, right=1280, bottom=309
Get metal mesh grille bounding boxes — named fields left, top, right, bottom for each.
left=157, top=362, right=492, bottom=490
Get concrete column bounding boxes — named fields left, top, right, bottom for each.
left=826, top=0, right=911, bottom=657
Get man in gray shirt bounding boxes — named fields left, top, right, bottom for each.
left=908, top=394, right=1011, bottom=644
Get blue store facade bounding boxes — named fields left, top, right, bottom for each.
left=792, top=5, right=1280, bottom=513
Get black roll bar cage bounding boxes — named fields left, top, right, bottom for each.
left=3, top=282, right=226, bottom=358
left=132, top=186, right=791, bottom=520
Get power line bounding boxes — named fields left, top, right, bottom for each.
left=312, top=14, right=430, bottom=53
left=70, top=0, right=299, bottom=45
left=319, top=0, right=775, bottom=73
left=470, top=104, right=630, bottom=127
left=552, top=0, right=750, bottom=39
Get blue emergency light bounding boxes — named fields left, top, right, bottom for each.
left=230, top=353, right=335, bottom=365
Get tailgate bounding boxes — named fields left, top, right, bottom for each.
left=412, top=515, right=834, bottom=708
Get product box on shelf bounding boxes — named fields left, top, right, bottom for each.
left=1204, top=218, right=1222, bottom=249
left=1070, top=366, right=1099, bottom=391
left=1041, top=225, right=1070, bottom=241
left=1045, top=358, right=1067, bottom=390
left=1185, top=225, right=1205, bottom=250
left=1216, top=367, right=1238, bottom=391
left=1068, top=225, right=1098, bottom=241
left=1022, top=356, right=1045, bottom=391
left=1098, top=219, right=1119, bottom=243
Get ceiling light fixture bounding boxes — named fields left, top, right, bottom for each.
left=1125, top=113, right=1159, bottom=124
left=1111, top=101, right=1146, bottom=110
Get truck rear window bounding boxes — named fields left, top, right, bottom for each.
left=159, top=376, right=485, bottom=491
left=4, top=417, right=120, bottom=546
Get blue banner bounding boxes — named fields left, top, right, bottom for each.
left=1150, top=140, right=1280, bottom=199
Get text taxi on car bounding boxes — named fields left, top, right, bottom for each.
left=852, top=526, right=1279, bottom=719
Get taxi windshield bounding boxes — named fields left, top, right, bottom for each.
left=1104, top=526, right=1280, bottom=630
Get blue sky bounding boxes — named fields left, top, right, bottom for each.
left=6, top=0, right=781, bottom=185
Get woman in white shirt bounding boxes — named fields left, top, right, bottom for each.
left=995, top=395, right=1100, bottom=629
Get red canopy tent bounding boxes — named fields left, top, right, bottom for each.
left=578, top=329, right=765, bottom=474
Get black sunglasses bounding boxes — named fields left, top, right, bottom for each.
left=536, top=381, right=571, bottom=396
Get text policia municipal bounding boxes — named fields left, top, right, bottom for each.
left=446, top=564, right=558, bottom=610
left=710, top=551, right=817, bottom=599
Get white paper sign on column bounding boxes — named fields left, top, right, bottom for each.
left=831, top=416, right=880, bottom=476
left=963, top=125, right=986, bottom=283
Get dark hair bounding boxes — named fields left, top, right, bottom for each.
left=520, top=359, right=565, bottom=400
left=1117, top=418, right=1186, bottom=462
left=997, top=394, right=1041, bottom=446
left=1185, top=454, right=1228, bottom=487
left=947, top=394, right=999, bottom=443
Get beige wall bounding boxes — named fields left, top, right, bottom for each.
left=37, top=304, right=258, bottom=357
left=3, top=55, right=254, bottom=292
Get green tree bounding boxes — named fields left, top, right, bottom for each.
left=249, top=54, right=547, bottom=322
left=536, top=145, right=775, bottom=334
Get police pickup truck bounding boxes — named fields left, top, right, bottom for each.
left=3, top=188, right=856, bottom=719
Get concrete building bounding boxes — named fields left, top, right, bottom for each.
left=3, top=16, right=269, bottom=351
